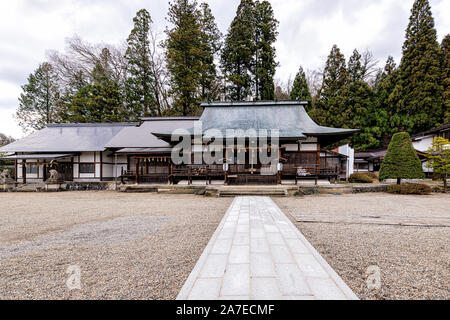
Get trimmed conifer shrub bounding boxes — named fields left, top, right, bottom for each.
left=379, top=132, right=425, bottom=184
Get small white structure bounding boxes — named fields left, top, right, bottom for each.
left=338, top=144, right=354, bottom=179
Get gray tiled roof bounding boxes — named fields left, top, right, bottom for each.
left=0, top=123, right=137, bottom=153
left=105, top=117, right=199, bottom=149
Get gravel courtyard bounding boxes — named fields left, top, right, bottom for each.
left=0, top=192, right=231, bottom=300
left=275, top=193, right=450, bottom=300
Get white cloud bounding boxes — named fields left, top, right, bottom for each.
left=0, top=0, right=448, bottom=138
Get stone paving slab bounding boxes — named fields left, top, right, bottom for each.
left=177, top=196, right=358, bottom=300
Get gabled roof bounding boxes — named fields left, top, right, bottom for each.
left=355, top=148, right=427, bottom=160
left=105, top=117, right=199, bottom=149
left=153, top=101, right=359, bottom=143
left=411, top=123, right=450, bottom=140
left=0, top=123, right=137, bottom=153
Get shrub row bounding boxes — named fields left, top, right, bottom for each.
left=387, top=183, right=432, bottom=195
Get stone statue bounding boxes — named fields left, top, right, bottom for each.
left=0, top=169, right=15, bottom=184
left=0, top=169, right=11, bottom=179
left=45, top=168, right=64, bottom=184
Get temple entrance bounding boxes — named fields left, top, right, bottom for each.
left=225, top=147, right=279, bottom=185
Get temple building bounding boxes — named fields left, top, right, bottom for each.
left=0, top=101, right=359, bottom=185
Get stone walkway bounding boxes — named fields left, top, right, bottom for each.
left=177, top=196, right=358, bottom=300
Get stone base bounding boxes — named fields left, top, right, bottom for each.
left=2, top=183, right=17, bottom=191
left=45, top=183, right=64, bottom=192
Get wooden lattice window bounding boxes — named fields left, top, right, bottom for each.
left=79, top=163, right=95, bottom=174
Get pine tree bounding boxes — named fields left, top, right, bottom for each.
left=290, top=66, right=311, bottom=101
left=165, top=0, right=204, bottom=116
left=221, top=0, right=256, bottom=101
left=63, top=62, right=125, bottom=123
left=396, top=0, right=443, bottom=134
left=442, top=34, right=450, bottom=123
left=345, top=49, right=377, bottom=150
left=198, top=2, right=222, bottom=102
left=313, top=45, right=348, bottom=128
left=15, top=62, right=61, bottom=133
left=125, top=9, right=157, bottom=119
left=254, top=0, right=278, bottom=100
left=379, top=132, right=425, bottom=184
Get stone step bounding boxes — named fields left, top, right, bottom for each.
left=218, top=189, right=288, bottom=197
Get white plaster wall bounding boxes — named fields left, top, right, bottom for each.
left=413, top=136, right=433, bottom=152
left=338, top=144, right=354, bottom=178
left=282, top=144, right=298, bottom=151
left=80, top=152, right=96, bottom=162
left=300, top=143, right=318, bottom=151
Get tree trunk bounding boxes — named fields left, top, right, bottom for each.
left=397, top=178, right=401, bottom=185
left=444, top=173, right=448, bottom=191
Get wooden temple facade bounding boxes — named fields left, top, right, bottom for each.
left=0, top=101, right=358, bottom=185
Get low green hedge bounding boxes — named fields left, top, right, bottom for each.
left=348, top=173, right=374, bottom=183
left=387, top=183, right=432, bottom=195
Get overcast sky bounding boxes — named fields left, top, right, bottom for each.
left=0, top=0, right=449, bottom=138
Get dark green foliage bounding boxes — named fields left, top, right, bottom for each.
left=125, top=9, right=158, bottom=119
left=63, top=62, right=126, bottom=123
left=387, top=183, right=431, bottom=195
left=312, top=45, right=348, bottom=128
left=198, top=3, right=222, bottom=102
left=373, top=56, right=400, bottom=147
left=442, top=34, right=450, bottom=123
left=15, top=62, right=61, bottom=133
left=348, top=172, right=375, bottom=183
left=290, top=66, right=311, bottom=101
left=221, top=0, right=278, bottom=101
left=165, top=0, right=204, bottom=116
left=254, top=0, right=278, bottom=100
left=379, top=132, right=425, bottom=182
left=345, top=49, right=377, bottom=150
left=395, top=0, right=443, bottom=134
left=221, top=0, right=256, bottom=101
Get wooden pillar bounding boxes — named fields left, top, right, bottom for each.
left=316, top=141, right=320, bottom=186
left=167, top=158, right=171, bottom=185
left=43, top=163, right=47, bottom=181
left=99, top=152, right=103, bottom=182
left=135, top=158, right=139, bottom=183
left=14, top=158, right=17, bottom=182
left=22, top=161, right=26, bottom=184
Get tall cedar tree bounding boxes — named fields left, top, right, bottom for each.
left=254, top=0, right=278, bottom=100
left=15, top=62, right=61, bottom=133
left=396, top=0, right=443, bottom=134
left=198, top=3, right=222, bottom=102
left=442, top=34, right=450, bottom=123
left=374, top=57, right=400, bottom=147
left=221, top=0, right=256, bottom=101
left=165, top=0, right=204, bottom=116
left=313, top=45, right=349, bottom=128
left=346, top=49, right=377, bottom=150
left=290, top=66, right=311, bottom=102
left=125, top=9, right=158, bottom=119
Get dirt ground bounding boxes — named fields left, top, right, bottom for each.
left=275, top=193, right=450, bottom=300
left=0, top=192, right=232, bottom=300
